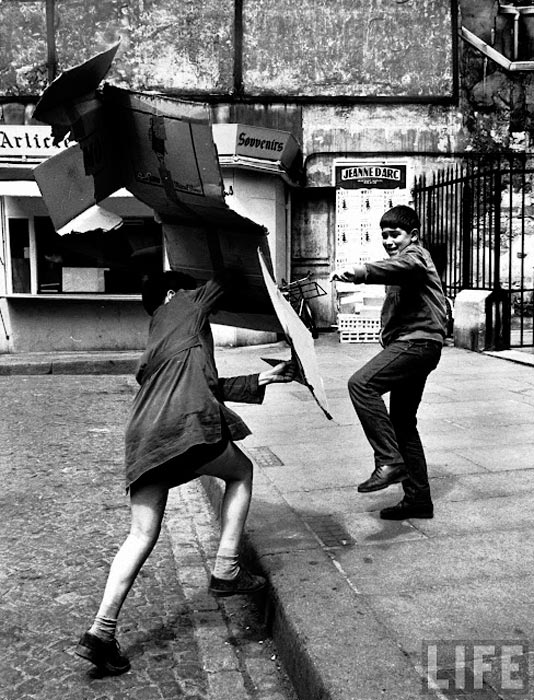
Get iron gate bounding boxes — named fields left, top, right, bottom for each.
left=413, top=154, right=534, bottom=349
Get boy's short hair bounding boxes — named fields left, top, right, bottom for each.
left=142, top=270, right=197, bottom=315
left=380, top=205, right=420, bottom=234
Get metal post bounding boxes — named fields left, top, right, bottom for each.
left=45, top=0, right=57, bottom=83
left=490, top=163, right=502, bottom=349
left=453, top=164, right=460, bottom=297
left=513, top=9, right=520, bottom=61
left=233, top=0, right=243, bottom=95
left=490, top=161, right=510, bottom=350
left=493, top=163, right=501, bottom=292
left=461, top=174, right=472, bottom=290
left=520, top=159, right=527, bottom=346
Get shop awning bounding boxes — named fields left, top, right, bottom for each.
left=0, top=181, right=41, bottom=196
left=0, top=180, right=134, bottom=199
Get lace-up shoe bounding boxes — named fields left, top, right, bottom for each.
left=75, top=631, right=130, bottom=675
left=209, top=567, right=266, bottom=596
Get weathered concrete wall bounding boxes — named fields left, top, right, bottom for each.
left=1, top=296, right=278, bottom=353
left=6, top=299, right=148, bottom=352
left=241, top=0, right=453, bottom=97
left=5, top=0, right=532, bottom=339
left=0, top=0, right=454, bottom=98
left=0, top=299, right=10, bottom=353
left=115, top=0, right=235, bottom=93
left=3, top=0, right=531, bottom=153
left=0, top=0, right=235, bottom=96
left=302, top=104, right=467, bottom=186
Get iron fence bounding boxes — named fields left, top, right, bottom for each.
left=413, top=154, right=534, bottom=349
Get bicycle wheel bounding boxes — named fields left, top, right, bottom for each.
left=300, top=300, right=319, bottom=339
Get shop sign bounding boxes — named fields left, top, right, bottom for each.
left=0, top=125, right=70, bottom=159
left=335, top=163, right=407, bottom=189
left=235, top=126, right=291, bottom=161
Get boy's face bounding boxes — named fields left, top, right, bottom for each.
left=381, top=227, right=418, bottom=257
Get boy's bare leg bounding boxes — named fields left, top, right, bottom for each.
left=196, top=442, right=265, bottom=595
left=196, top=442, right=252, bottom=551
left=76, top=480, right=169, bottom=674
left=94, top=481, right=169, bottom=621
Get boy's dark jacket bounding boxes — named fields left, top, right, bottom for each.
left=363, top=243, right=447, bottom=347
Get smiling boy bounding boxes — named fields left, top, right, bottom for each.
left=331, top=205, right=447, bottom=519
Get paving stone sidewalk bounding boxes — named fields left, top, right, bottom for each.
left=212, top=334, right=534, bottom=700
left=0, top=373, right=296, bottom=700
left=4, top=335, right=534, bottom=700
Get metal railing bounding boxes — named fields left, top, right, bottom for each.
left=413, top=154, right=534, bottom=348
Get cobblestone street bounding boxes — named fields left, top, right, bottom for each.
left=0, top=374, right=296, bottom=700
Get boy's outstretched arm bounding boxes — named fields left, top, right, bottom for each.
left=329, top=265, right=367, bottom=284
left=331, top=251, right=425, bottom=286
left=258, top=360, right=298, bottom=385
left=218, top=360, right=297, bottom=405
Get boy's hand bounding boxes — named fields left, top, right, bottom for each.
left=329, top=265, right=367, bottom=284
left=330, top=268, right=355, bottom=283
left=258, top=360, right=298, bottom=385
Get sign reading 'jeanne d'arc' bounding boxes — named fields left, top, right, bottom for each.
left=335, top=163, right=407, bottom=189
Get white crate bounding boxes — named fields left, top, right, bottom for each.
left=337, top=313, right=381, bottom=343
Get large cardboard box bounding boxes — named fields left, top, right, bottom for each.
left=32, top=45, right=330, bottom=418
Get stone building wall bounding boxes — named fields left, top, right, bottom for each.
left=2, top=1, right=534, bottom=329
left=3, top=2, right=532, bottom=160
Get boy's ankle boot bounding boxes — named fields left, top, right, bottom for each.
left=357, top=464, right=408, bottom=492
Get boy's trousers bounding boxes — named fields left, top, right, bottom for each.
left=347, top=339, right=442, bottom=504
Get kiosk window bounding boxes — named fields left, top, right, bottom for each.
left=9, top=219, right=31, bottom=293
left=33, top=216, right=162, bottom=294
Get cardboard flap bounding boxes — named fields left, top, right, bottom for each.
left=33, top=43, right=120, bottom=127
left=57, top=205, right=123, bottom=236
left=103, top=86, right=266, bottom=234
left=258, top=250, right=331, bottom=419
left=163, top=221, right=282, bottom=333
left=33, top=142, right=124, bottom=231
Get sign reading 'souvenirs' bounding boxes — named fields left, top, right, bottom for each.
left=235, top=127, right=288, bottom=160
